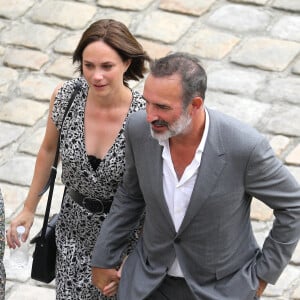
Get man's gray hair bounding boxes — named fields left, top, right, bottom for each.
left=149, top=52, right=207, bottom=108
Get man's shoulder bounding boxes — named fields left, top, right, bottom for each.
left=127, top=110, right=147, bottom=127
left=126, top=110, right=148, bottom=134
left=125, top=110, right=154, bottom=148
left=207, top=108, right=265, bottom=150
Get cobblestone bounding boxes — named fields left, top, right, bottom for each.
left=0, top=67, right=18, bottom=96
left=293, top=58, right=300, bottom=74
left=272, top=0, right=300, bottom=12
left=30, top=1, right=97, bottom=29
left=257, top=77, right=300, bottom=105
left=184, top=26, right=240, bottom=59
left=206, top=91, right=271, bottom=126
left=288, top=167, right=300, bottom=183
left=1, top=0, right=300, bottom=299
left=0, top=23, right=61, bottom=51
left=206, top=4, right=272, bottom=32
left=265, top=105, right=300, bottom=137
left=3, top=48, right=49, bottom=71
left=19, top=76, right=61, bottom=102
left=232, top=0, right=268, bottom=4
left=269, top=135, right=290, bottom=157
left=135, top=10, right=194, bottom=43
left=292, top=243, right=300, bottom=265
left=285, top=144, right=300, bottom=165
left=45, top=55, right=76, bottom=79
left=230, top=37, right=300, bottom=71
left=0, top=156, right=36, bottom=186
left=97, top=0, right=153, bottom=11
left=271, top=16, right=300, bottom=42
left=207, top=67, right=266, bottom=96
left=292, top=285, right=300, bottom=299
left=0, top=0, right=35, bottom=19
left=137, top=38, right=173, bottom=59
left=159, top=0, right=216, bottom=16
left=53, top=33, right=81, bottom=55
left=18, top=127, right=45, bottom=156
left=0, top=99, right=48, bottom=126
left=7, top=284, right=56, bottom=300
left=0, top=123, right=25, bottom=150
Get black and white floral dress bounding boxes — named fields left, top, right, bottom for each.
left=52, top=77, right=145, bottom=300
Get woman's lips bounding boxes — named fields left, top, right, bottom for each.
left=94, top=83, right=107, bottom=89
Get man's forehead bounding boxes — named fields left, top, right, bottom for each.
left=143, top=76, right=183, bottom=103
left=147, top=73, right=181, bottom=82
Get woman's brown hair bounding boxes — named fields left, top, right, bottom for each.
left=73, top=19, right=150, bottom=87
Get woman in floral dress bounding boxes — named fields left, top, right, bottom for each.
left=6, top=19, right=150, bottom=299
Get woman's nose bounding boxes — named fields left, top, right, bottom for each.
left=93, top=69, right=104, bottom=80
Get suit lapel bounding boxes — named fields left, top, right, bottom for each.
left=178, top=109, right=226, bottom=234
left=146, top=136, right=176, bottom=231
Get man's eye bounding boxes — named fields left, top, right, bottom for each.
left=158, top=105, right=169, bottom=110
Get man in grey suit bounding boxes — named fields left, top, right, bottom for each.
left=91, top=52, right=300, bottom=300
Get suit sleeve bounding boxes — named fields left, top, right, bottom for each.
left=91, top=116, right=145, bottom=268
left=245, top=137, right=300, bottom=284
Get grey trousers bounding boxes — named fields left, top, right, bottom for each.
left=145, top=275, right=196, bottom=300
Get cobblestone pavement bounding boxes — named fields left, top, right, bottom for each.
left=0, top=0, right=300, bottom=299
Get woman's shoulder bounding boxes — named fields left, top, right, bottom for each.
left=57, top=77, right=87, bottom=99
left=52, top=77, right=87, bottom=128
left=130, top=89, right=146, bottom=111
left=54, top=77, right=87, bottom=108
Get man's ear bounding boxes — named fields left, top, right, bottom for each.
left=191, top=97, right=203, bottom=111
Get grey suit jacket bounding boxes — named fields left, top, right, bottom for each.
left=92, top=109, right=300, bottom=300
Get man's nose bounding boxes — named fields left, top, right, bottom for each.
left=146, top=105, right=157, bottom=124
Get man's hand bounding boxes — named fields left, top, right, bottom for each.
left=92, top=267, right=120, bottom=297
left=256, top=277, right=268, bottom=297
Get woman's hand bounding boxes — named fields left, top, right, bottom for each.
left=6, top=207, right=34, bottom=248
left=102, top=280, right=119, bottom=297
left=92, top=267, right=120, bottom=296
left=101, top=255, right=128, bottom=296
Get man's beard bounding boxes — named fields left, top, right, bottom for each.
left=150, top=110, right=192, bottom=142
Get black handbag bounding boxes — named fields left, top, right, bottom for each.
left=30, top=213, right=59, bottom=283
left=30, top=83, right=81, bottom=283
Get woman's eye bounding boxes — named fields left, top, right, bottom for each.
left=103, top=65, right=113, bottom=70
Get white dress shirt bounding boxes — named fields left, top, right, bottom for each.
left=159, top=109, right=209, bottom=277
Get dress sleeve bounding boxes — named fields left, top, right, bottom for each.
left=52, top=79, right=78, bottom=130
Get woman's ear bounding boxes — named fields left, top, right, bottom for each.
left=124, top=59, right=132, bottom=72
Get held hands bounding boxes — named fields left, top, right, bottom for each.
left=91, top=267, right=120, bottom=297
left=6, top=207, right=34, bottom=248
left=91, top=256, right=127, bottom=297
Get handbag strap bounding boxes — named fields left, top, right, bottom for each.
left=39, top=82, right=81, bottom=240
